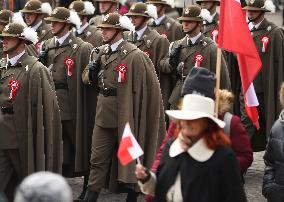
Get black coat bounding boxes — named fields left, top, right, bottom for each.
left=263, top=111, right=284, bottom=202
left=154, top=139, right=247, bottom=202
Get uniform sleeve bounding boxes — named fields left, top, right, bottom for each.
left=156, top=37, right=170, bottom=73
left=81, top=44, right=94, bottom=85
left=159, top=41, right=175, bottom=74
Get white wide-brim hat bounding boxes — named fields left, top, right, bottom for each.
left=166, top=94, right=225, bottom=128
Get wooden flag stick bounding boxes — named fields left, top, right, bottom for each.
left=214, top=48, right=222, bottom=117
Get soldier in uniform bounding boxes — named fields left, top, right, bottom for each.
left=81, top=13, right=166, bottom=202
left=241, top=0, right=284, bottom=151
left=41, top=7, right=94, bottom=178
left=21, top=0, right=53, bottom=52
left=89, top=0, right=118, bottom=26
left=146, top=0, right=184, bottom=42
left=196, top=0, right=220, bottom=42
left=69, top=0, right=103, bottom=47
left=160, top=5, right=231, bottom=110
left=0, top=22, right=62, bottom=201
left=125, top=2, right=171, bottom=111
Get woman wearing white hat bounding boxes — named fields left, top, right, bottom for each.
left=135, top=80, right=246, bottom=202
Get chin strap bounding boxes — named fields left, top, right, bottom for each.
left=103, top=29, right=121, bottom=44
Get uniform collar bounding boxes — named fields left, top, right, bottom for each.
left=31, top=20, right=42, bottom=31
left=252, top=18, right=264, bottom=30
left=8, top=50, right=25, bottom=66
left=135, top=25, right=148, bottom=40
left=155, top=15, right=166, bottom=25
left=56, top=31, right=70, bottom=45
left=77, top=22, right=89, bottom=35
left=110, top=38, right=124, bottom=52
left=187, top=32, right=202, bottom=45
left=169, top=137, right=214, bottom=162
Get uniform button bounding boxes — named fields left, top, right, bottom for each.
left=104, top=76, right=106, bottom=79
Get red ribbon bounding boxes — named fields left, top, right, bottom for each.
left=260, top=36, right=270, bottom=53
left=211, top=29, right=219, bottom=44
left=8, top=80, right=20, bottom=100
left=144, top=51, right=150, bottom=57
left=160, top=33, right=168, bottom=39
left=64, top=57, right=74, bottom=77
left=116, top=64, right=127, bottom=83
left=194, top=54, right=204, bottom=67
left=35, top=41, right=42, bottom=53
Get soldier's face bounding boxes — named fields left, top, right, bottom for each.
left=2, top=37, right=19, bottom=52
left=101, top=27, right=117, bottom=42
left=182, top=21, right=198, bottom=33
left=51, top=22, right=65, bottom=35
left=24, top=13, right=39, bottom=26
left=247, top=10, right=262, bottom=20
left=99, top=2, right=113, bottom=14
left=130, top=16, right=145, bottom=29
left=200, top=2, right=214, bottom=10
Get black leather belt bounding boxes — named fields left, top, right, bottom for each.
left=98, top=88, right=117, bottom=97
left=1, top=106, right=14, bottom=114
left=55, top=83, right=68, bottom=90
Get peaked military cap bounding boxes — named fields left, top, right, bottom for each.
left=177, top=5, right=203, bottom=21
left=44, top=7, right=70, bottom=23
left=69, top=1, right=93, bottom=16
left=21, top=0, right=44, bottom=14
left=243, top=0, right=270, bottom=12
left=97, top=13, right=122, bottom=29
left=146, top=0, right=170, bottom=6
left=196, top=0, right=220, bottom=6
left=0, top=23, right=33, bottom=45
left=126, top=2, right=151, bottom=18
left=96, top=0, right=117, bottom=3
left=0, top=10, right=13, bottom=25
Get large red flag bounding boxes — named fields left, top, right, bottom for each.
left=218, top=0, right=262, bottom=129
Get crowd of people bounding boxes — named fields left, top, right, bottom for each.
left=0, top=0, right=284, bottom=201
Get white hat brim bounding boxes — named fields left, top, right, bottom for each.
left=166, top=110, right=225, bottom=128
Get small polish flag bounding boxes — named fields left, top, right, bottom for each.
left=117, top=123, right=144, bottom=166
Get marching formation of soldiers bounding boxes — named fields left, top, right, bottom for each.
left=0, top=0, right=283, bottom=201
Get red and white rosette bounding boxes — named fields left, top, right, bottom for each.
left=8, top=79, right=20, bottom=100
left=194, top=54, right=204, bottom=67
left=260, top=36, right=270, bottom=53
left=64, top=57, right=74, bottom=77
left=211, top=29, right=219, bottom=44
left=144, top=51, right=150, bottom=57
left=35, top=41, right=41, bottom=53
left=116, top=63, right=127, bottom=83
left=160, top=33, right=168, bottom=39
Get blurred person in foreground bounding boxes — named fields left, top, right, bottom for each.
left=135, top=67, right=247, bottom=202
left=262, top=82, right=284, bottom=202
left=14, top=171, right=72, bottom=202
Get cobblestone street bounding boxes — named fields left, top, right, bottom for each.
left=68, top=152, right=266, bottom=201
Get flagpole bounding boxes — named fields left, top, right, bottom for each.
left=214, top=48, right=222, bottom=117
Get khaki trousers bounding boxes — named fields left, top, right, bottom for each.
left=88, top=125, right=117, bottom=192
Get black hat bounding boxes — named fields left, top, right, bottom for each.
left=181, top=67, right=216, bottom=99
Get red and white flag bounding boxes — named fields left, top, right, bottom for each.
left=117, top=123, right=144, bottom=166
left=218, top=0, right=262, bottom=129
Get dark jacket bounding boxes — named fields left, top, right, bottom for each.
left=262, top=110, right=284, bottom=202
left=154, top=139, right=247, bottom=202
